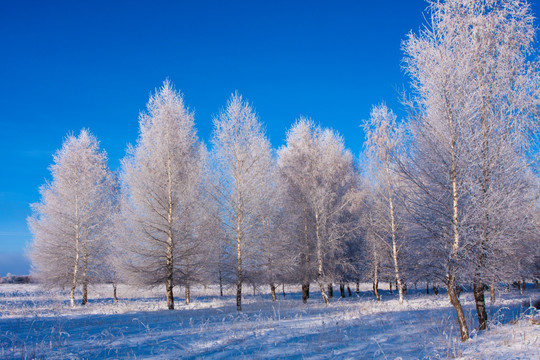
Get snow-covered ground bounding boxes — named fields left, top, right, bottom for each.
left=0, top=283, right=538, bottom=359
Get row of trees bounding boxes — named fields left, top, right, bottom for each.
left=29, top=0, right=540, bottom=341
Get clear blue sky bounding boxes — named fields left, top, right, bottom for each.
left=2, top=0, right=539, bottom=276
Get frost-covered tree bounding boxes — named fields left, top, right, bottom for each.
left=99, top=174, right=122, bottom=302
left=277, top=119, right=317, bottom=303
left=403, top=0, right=540, bottom=339
left=261, top=172, right=299, bottom=301
left=198, top=169, right=228, bottom=296
left=359, top=193, right=383, bottom=301
left=188, top=150, right=225, bottom=300
left=120, top=80, right=204, bottom=310
left=28, top=129, right=115, bottom=307
left=403, top=5, right=477, bottom=342
left=209, top=92, right=274, bottom=311
left=404, top=0, right=540, bottom=334
left=363, top=104, right=407, bottom=304
left=278, top=118, right=357, bottom=304
left=447, top=0, right=538, bottom=330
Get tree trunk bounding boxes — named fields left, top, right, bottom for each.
left=447, top=106, right=468, bottom=341
left=81, top=231, right=89, bottom=306
left=282, top=283, right=286, bottom=297
left=236, top=214, right=243, bottom=311
left=373, top=252, right=379, bottom=299
left=166, top=157, right=175, bottom=310
left=166, top=279, right=174, bottom=310
left=318, top=280, right=329, bottom=304
left=490, top=283, right=495, bottom=303
left=185, top=283, right=190, bottom=305
left=355, top=281, right=359, bottom=295
left=219, top=268, right=223, bottom=297
left=70, top=285, right=76, bottom=308
left=433, top=284, right=439, bottom=295
left=347, top=285, right=352, bottom=297
left=389, top=281, right=393, bottom=294
left=236, top=281, right=242, bottom=311
left=534, top=279, right=539, bottom=289
left=301, top=205, right=310, bottom=304
left=426, top=282, right=429, bottom=294
left=315, top=213, right=328, bottom=304
left=339, top=284, right=345, bottom=298
left=386, top=157, right=403, bottom=304
left=475, top=101, right=490, bottom=331
left=473, top=281, right=488, bottom=330
left=265, top=225, right=275, bottom=301
left=327, top=283, right=333, bottom=298
left=447, top=276, right=469, bottom=341
left=302, top=283, right=309, bottom=303
left=113, top=283, right=118, bottom=303
left=373, top=279, right=380, bottom=301
left=81, top=282, right=88, bottom=305
left=165, top=242, right=174, bottom=310
left=71, top=205, right=80, bottom=308
left=455, top=284, right=462, bottom=298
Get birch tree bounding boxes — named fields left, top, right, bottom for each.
left=447, top=0, right=538, bottom=330
left=28, top=129, right=115, bottom=307
left=209, top=92, right=273, bottom=311
left=363, top=104, right=407, bottom=304
left=121, top=80, right=204, bottom=310
left=99, top=174, right=122, bottom=302
left=258, top=171, right=296, bottom=301
left=404, top=0, right=540, bottom=335
left=278, top=118, right=357, bottom=304
left=277, top=119, right=317, bottom=303
left=357, top=191, right=382, bottom=301
left=403, top=3, right=477, bottom=341
left=403, top=0, right=540, bottom=339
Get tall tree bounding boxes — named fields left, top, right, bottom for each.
left=403, top=1, right=477, bottom=341
left=355, top=186, right=381, bottom=301
left=277, top=119, right=317, bottom=303
left=121, top=80, right=203, bottom=310
left=405, top=0, right=539, bottom=329
left=28, top=129, right=115, bottom=307
left=363, top=104, right=407, bottom=304
left=403, top=0, right=540, bottom=339
left=278, top=118, right=357, bottom=304
left=450, top=0, right=538, bottom=330
left=99, top=173, right=122, bottom=302
left=209, top=92, right=273, bottom=311
left=258, top=170, right=296, bottom=301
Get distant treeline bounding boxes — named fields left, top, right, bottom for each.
left=0, top=274, right=32, bottom=284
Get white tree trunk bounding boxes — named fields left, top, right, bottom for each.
left=302, top=205, right=310, bottom=304
left=449, top=126, right=469, bottom=341
left=70, top=197, right=80, bottom=308
left=387, top=187, right=403, bottom=304
left=165, top=157, right=175, bottom=310
left=315, top=212, right=329, bottom=304
left=236, top=195, right=243, bottom=311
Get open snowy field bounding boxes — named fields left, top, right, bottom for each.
left=0, top=283, right=538, bottom=359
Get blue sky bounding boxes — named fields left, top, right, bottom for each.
left=1, top=0, right=539, bottom=276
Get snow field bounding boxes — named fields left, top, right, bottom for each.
left=0, top=284, right=538, bottom=359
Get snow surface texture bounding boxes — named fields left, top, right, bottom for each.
left=0, top=284, right=538, bottom=359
